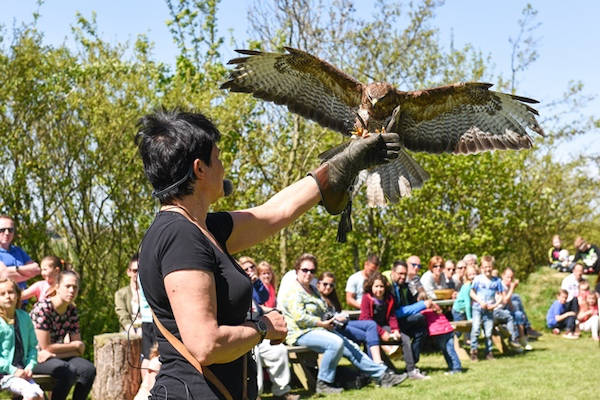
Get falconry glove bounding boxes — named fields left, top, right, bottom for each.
left=310, top=132, right=401, bottom=215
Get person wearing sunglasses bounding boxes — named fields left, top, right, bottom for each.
left=279, top=253, right=407, bottom=394
left=405, top=255, right=427, bottom=299
left=114, top=253, right=142, bottom=335
left=420, top=256, right=455, bottom=300
left=0, top=215, right=41, bottom=288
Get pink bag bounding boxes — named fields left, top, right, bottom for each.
left=421, top=309, right=454, bottom=336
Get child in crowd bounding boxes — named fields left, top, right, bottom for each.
left=549, top=234, right=566, bottom=270
left=546, top=289, right=577, bottom=338
left=577, top=292, right=599, bottom=341
left=257, top=261, right=277, bottom=308
left=577, top=280, right=591, bottom=306
left=469, top=255, right=504, bottom=361
left=452, top=265, right=477, bottom=322
left=0, top=278, right=44, bottom=400
left=360, top=272, right=402, bottom=356
left=133, top=343, right=161, bottom=400
left=21, top=255, right=64, bottom=302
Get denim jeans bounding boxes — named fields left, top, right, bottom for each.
left=471, top=306, right=494, bottom=353
left=493, top=308, right=519, bottom=342
left=451, top=310, right=467, bottom=339
left=510, top=294, right=530, bottom=328
left=296, top=329, right=386, bottom=383
left=432, top=332, right=462, bottom=371
left=338, top=319, right=380, bottom=347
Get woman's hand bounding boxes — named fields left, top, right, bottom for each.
left=262, top=311, right=287, bottom=341
left=72, top=340, right=86, bottom=356
left=316, top=317, right=335, bottom=330
left=14, top=368, right=32, bottom=379
left=37, top=348, right=56, bottom=363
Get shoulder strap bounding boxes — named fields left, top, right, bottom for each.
left=151, top=309, right=234, bottom=400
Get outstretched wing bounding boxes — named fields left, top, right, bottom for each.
left=221, top=47, right=364, bottom=136
left=390, top=82, right=545, bottom=154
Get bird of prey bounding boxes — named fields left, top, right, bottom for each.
left=221, top=47, right=544, bottom=241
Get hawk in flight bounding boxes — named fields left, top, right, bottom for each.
left=221, top=47, right=544, bottom=240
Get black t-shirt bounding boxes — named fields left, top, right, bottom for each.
left=574, top=244, right=600, bottom=273
left=139, top=211, right=256, bottom=400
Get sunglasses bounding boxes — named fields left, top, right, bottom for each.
left=300, top=268, right=316, bottom=274
left=446, top=268, right=455, bottom=272
left=432, top=265, right=442, bottom=269
left=320, top=282, right=335, bottom=288
left=456, top=266, right=465, bottom=269
left=410, top=263, right=422, bottom=269
left=0, top=227, right=14, bottom=234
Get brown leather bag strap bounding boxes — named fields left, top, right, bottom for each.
left=151, top=309, right=234, bottom=400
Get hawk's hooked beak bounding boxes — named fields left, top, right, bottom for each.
left=370, top=98, right=378, bottom=107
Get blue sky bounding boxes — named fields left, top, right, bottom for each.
left=2, top=0, right=598, bottom=161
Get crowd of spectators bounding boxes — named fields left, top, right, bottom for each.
left=0, top=214, right=96, bottom=400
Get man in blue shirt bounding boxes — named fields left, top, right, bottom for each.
left=0, top=215, right=41, bottom=287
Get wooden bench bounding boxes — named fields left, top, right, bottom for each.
left=450, top=320, right=472, bottom=360
left=287, top=345, right=318, bottom=392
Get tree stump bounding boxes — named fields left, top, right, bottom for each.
left=92, top=332, right=142, bottom=400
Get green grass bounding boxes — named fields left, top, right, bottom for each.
left=273, top=267, right=599, bottom=399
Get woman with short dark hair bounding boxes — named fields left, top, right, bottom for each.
left=135, top=109, right=401, bottom=399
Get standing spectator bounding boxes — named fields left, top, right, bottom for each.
left=138, top=276, right=156, bottom=381
left=114, top=254, right=142, bottom=335
left=345, top=254, right=380, bottom=309
left=0, top=215, right=41, bottom=293
left=469, top=255, right=504, bottom=361
left=31, top=270, right=96, bottom=400
left=0, top=278, right=44, bottom=400
left=317, top=271, right=385, bottom=365
left=500, top=268, right=536, bottom=347
left=546, top=289, right=577, bottom=336
left=21, top=256, right=64, bottom=303
left=573, top=236, right=600, bottom=275
left=420, top=256, right=454, bottom=300
left=257, top=261, right=278, bottom=308
left=279, top=254, right=407, bottom=394
left=389, top=260, right=434, bottom=375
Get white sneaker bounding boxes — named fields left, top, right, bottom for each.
left=408, top=368, right=431, bottom=380
left=524, top=343, right=533, bottom=351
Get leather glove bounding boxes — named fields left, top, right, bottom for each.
left=309, top=133, right=401, bottom=214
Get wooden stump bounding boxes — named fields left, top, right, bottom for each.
left=92, top=332, right=142, bottom=400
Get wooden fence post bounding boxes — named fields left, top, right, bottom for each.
left=92, top=332, right=142, bottom=400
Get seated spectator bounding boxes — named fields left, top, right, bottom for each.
left=546, top=289, right=577, bottom=337
left=345, top=254, right=380, bottom=309
left=239, top=256, right=270, bottom=307
left=0, top=278, right=44, bottom=400
left=452, top=265, right=477, bottom=324
left=452, top=260, right=467, bottom=291
left=0, top=215, right=41, bottom=295
left=133, top=343, right=161, bottom=400
left=31, top=270, right=96, bottom=400
left=389, top=260, right=434, bottom=375
left=577, top=279, right=591, bottom=305
left=500, top=267, right=538, bottom=346
left=241, top=258, right=298, bottom=400
left=279, top=253, right=407, bottom=394
left=405, top=255, right=426, bottom=298
left=258, top=260, right=278, bottom=308
left=577, top=292, right=599, bottom=341
left=573, top=236, right=600, bottom=275
left=443, top=260, right=457, bottom=292
left=317, top=271, right=384, bottom=365
left=420, top=256, right=454, bottom=300
left=463, top=254, right=478, bottom=269
left=360, top=272, right=429, bottom=380
left=548, top=234, right=571, bottom=271
left=114, top=254, right=142, bottom=335
left=492, top=269, right=524, bottom=350
left=21, top=255, right=65, bottom=303
left=469, top=255, right=507, bottom=361
left=560, top=263, right=584, bottom=337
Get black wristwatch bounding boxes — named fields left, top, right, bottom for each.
left=252, top=318, right=268, bottom=342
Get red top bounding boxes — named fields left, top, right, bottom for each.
left=263, top=282, right=277, bottom=308
left=359, top=292, right=399, bottom=337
